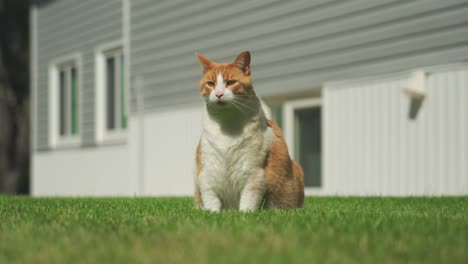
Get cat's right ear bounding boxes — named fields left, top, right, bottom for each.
left=196, top=52, right=213, bottom=73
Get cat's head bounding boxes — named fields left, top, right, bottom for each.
left=196, top=51, right=254, bottom=107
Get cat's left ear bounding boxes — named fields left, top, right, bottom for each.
left=233, top=51, right=251, bottom=76
left=195, top=52, right=214, bottom=73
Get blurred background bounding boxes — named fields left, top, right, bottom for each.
left=2, top=0, right=468, bottom=196
left=0, top=0, right=29, bottom=194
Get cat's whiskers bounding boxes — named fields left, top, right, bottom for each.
left=228, top=100, right=247, bottom=114
left=231, top=99, right=258, bottom=113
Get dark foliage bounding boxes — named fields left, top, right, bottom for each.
left=0, top=0, right=29, bottom=194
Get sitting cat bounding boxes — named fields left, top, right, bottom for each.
left=194, top=51, right=304, bottom=211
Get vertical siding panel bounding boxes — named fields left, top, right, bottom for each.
left=324, top=66, right=467, bottom=196
left=338, top=88, right=345, bottom=195
left=348, top=87, right=355, bottom=195
left=359, top=85, right=366, bottom=195
left=380, top=83, right=387, bottom=195
left=454, top=70, right=464, bottom=194
left=428, top=74, right=437, bottom=195
left=437, top=73, right=445, bottom=195
left=427, top=74, right=437, bottom=195
left=364, top=86, right=374, bottom=194
left=349, top=87, right=356, bottom=195
left=372, top=83, right=381, bottom=195
left=368, top=84, right=376, bottom=195
left=373, top=83, right=379, bottom=195
left=430, top=75, right=442, bottom=194
left=322, top=91, right=328, bottom=194
left=387, top=81, right=397, bottom=195
left=416, top=78, right=427, bottom=195
left=462, top=71, right=468, bottom=194
left=437, top=74, right=446, bottom=195
left=407, top=78, right=417, bottom=195
left=381, top=82, right=390, bottom=195
left=329, top=89, right=338, bottom=195
left=326, top=91, right=334, bottom=195
left=420, top=79, right=428, bottom=195
left=324, top=90, right=333, bottom=195
left=335, top=91, right=342, bottom=195
left=398, top=80, right=405, bottom=196
left=342, top=87, right=351, bottom=195
left=326, top=91, right=335, bottom=195
left=446, top=72, right=456, bottom=194
left=357, top=85, right=365, bottom=195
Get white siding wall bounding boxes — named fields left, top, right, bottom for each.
left=138, top=104, right=204, bottom=196
left=32, top=145, right=132, bottom=196
left=323, top=66, right=468, bottom=195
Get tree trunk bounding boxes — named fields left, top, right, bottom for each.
left=0, top=0, right=30, bottom=194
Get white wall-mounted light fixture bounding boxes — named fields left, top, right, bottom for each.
left=404, top=70, right=427, bottom=100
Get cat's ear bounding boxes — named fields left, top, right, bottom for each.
left=233, top=51, right=251, bottom=76
left=195, top=52, right=214, bottom=73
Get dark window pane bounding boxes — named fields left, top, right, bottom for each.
left=106, top=57, right=115, bottom=129
left=71, top=68, right=78, bottom=135
left=294, top=107, right=321, bottom=187
left=59, top=70, right=66, bottom=136
left=120, top=54, right=127, bottom=129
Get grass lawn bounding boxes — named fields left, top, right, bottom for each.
left=0, top=197, right=467, bottom=263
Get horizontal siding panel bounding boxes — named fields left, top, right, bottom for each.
left=256, top=45, right=468, bottom=95
left=133, top=4, right=468, bottom=79
left=132, top=0, right=463, bottom=69
left=40, top=24, right=121, bottom=53
left=131, top=0, right=388, bottom=67
left=130, top=0, right=468, bottom=110
left=40, top=2, right=120, bottom=37
left=131, top=1, right=203, bottom=27
left=255, top=26, right=468, bottom=79
left=138, top=45, right=468, bottom=112
left=142, top=34, right=468, bottom=100
left=132, top=0, right=235, bottom=35
left=139, top=24, right=468, bottom=89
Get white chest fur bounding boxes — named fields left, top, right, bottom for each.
left=199, top=107, right=273, bottom=210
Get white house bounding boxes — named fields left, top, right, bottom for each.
left=31, top=0, right=468, bottom=196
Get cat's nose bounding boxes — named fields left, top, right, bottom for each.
left=215, top=92, right=224, bottom=99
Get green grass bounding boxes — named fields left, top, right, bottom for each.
left=1, top=197, right=467, bottom=263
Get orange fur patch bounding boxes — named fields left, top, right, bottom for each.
left=194, top=142, right=203, bottom=208
left=197, top=52, right=254, bottom=97
left=199, top=65, right=254, bottom=96
left=263, top=120, right=304, bottom=209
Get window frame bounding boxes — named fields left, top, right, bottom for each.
left=283, top=97, right=323, bottom=195
left=48, top=53, right=82, bottom=149
left=95, top=41, right=128, bottom=144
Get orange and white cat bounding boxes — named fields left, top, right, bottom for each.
left=194, top=51, right=304, bottom=211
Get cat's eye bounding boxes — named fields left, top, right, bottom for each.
left=226, top=80, right=237, bottom=86
left=206, top=81, right=215, bottom=88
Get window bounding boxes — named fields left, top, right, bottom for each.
left=105, top=49, right=127, bottom=130
left=59, top=64, right=79, bottom=136
left=95, top=42, right=127, bottom=143
left=283, top=98, right=322, bottom=191
left=294, top=107, right=321, bottom=187
left=48, top=54, right=81, bottom=148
